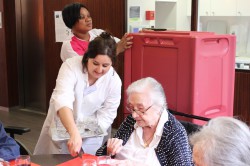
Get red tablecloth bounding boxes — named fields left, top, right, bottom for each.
left=9, top=154, right=99, bottom=166
left=9, top=160, right=40, bottom=166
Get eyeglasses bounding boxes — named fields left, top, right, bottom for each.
left=126, top=105, right=153, bottom=116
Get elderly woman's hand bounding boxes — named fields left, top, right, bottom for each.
left=116, top=33, right=133, bottom=55
left=107, top=138, right=123, bottom=156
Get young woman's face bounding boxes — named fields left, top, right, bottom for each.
left=87, top=55, right=112, bottom=81
left=73, top=7, right=92, bottom=33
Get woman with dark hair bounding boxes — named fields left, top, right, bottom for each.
left=60, top=2, right=133, bottom=62
left=34, top=32, right=122, bottom=156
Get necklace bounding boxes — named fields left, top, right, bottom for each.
left=143, top=114, right=161, bottom=148
left=143, top=133, right=155, bottom=148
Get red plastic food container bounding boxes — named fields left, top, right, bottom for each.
left=124, top=31, right=236, bottom=125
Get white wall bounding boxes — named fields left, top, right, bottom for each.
left=176, top=0, right=191, bottom=30
left=155, top=2, right=177, bottom=30
left=155, top=0, right=191, bottom=30
left=127, top=0, right=191, bottom=32
left=127, top=0, right=155, bottom=32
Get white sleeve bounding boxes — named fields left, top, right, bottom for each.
left=96, top=72, right=122, bottom=130
left=60, top=41, right=78, bottom=62
left=89, top=29, right=104, bottom=41
left=113, top=36, right=120, bottom=43
left=51, top=59, right=79, bottom=112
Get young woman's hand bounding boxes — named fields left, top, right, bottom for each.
left=116, top=33, right=133, bottom=55
left=67, top=129, right=82, bottom=157
left=58, top=107, right=83, bottom=157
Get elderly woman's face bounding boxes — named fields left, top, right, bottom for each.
left=128, top=91, right=160, bottom=127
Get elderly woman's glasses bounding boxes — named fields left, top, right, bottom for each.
left=126, top=105, right=153, bottom=116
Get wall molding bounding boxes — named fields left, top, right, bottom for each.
left=0, top=106, right=9, bottom=112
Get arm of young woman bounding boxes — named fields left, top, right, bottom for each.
left=57, top=107, right=82, bottom=157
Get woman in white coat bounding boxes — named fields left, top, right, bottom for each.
left=60, top=2, right=133, bottom=62
left=34, top=32, right=121, bottom=156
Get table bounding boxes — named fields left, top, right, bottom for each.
left=31, top=154, right=74, bottom=166
left=14, top=154, right=125, bottom=166
left=30, top=154, right=99, bottom=166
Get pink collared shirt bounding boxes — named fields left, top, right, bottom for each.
left=60, top=29, right=120, bottom=62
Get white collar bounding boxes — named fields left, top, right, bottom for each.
left=134, top=109, right=169, bottom=137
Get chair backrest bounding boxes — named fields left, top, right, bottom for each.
left=179, top=120, right=201, bottom=136
left=4, top=126, right=31, bottom=155
left=15, top=139, right=32, bottom=155
left=168, top=109, right=208, bottom=136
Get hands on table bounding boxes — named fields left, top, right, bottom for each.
left=107, top=138, right=123, bottom=156
left=106, top=138, right=148, bottom=166
left=67, top=130, right=82, bottom=157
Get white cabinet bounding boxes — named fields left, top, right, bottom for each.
left=187, top=0, right=191, bottom=16
left=199, top=0, right=250, bottom=16
left=199, top=0, right=211, bottom=16
left=156, top=0, right=177, bottom=2
left=211, top=0, right=236, bottom=16
left=237, top=0, right=250, bottom=16
left=188, top=0, right=250, bottom=17
left=199, top=0, right=237, bottom=16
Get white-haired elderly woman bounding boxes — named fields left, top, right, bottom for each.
left=96, top=77, right=193, bottom=166
left=190, top=116, right=250, bottom=166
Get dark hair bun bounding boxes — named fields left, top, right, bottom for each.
left=100, top=32, right=112, bottom=39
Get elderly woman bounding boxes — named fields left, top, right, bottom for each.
left=96, top=77, right=193, bottom=166
left=34, top=32, right=121, bottom=156
left=190, top=116, right=250, bottom=166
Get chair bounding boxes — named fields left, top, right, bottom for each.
left=169, top=109, right=210, bottom=135
left=179, top=120, right=201, bottom=135
left=4, top=126, right=31, bottom=155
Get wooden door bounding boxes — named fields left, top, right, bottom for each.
left=16, top=0, right=46, bottom=113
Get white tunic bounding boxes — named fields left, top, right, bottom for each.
left=60, top=29, right=120, bottom=62
left=34, top=56, right=121, bottom=155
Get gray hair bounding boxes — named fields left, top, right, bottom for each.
left=189, top=116, right=250, bottom=166
left=126, top=77, right=167, bottom=109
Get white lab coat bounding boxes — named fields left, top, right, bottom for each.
left=60, top=28, right=120, bottom=62
left=34, top=56, right=121, bottom=155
